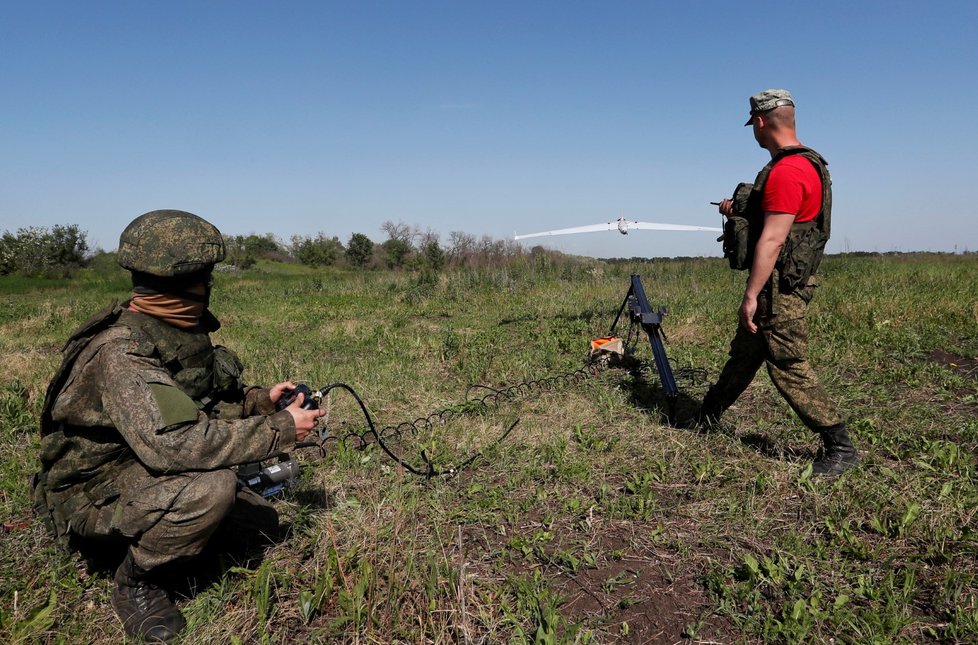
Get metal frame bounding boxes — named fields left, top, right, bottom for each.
left=609, top=274, right=678, bottom=417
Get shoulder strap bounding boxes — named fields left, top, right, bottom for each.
left=795, top=148, right=831, bottom=237
left=757, top=146, right=831, bottom=235
left=40, top=301, right=124, bottom=436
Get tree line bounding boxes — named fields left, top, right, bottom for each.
left=203, top=220, right=531, bottom=272
left=0, top=221, right=559, bottom=277
left=0, top=224, right=89, bottom=277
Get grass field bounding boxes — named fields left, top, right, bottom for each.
left=1, top=253, right=977, bottom=644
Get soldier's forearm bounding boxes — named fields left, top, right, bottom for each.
left=126, top=411, right=297, bottom=474
left=243, top=386, right=276, bottom=416
left=745, top=239, right=779, bottom=298
left=98, top=344, right=297, bottom=473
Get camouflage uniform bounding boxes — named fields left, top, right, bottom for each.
left=700, top=90, right=850, bottom=458
left=34, top=210, right=297, bottom=576
left=31, top=209, right=311, bottom=642
left=36, top=306, right=296, bottom=570
left=701, top=272, right=842, bottom=429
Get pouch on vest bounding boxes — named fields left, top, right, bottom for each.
left=778, top=222, right=822, bottom=292
left=31, top=472, right=72, bottom=552
left=722, top=182, right=759, bottom=270
left=213, top=345, right=245, bottom=395
left=723, top=216, right=751, bottom=270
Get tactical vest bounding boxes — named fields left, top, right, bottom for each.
left=33, top=303, right=244, bottom=548
left=120, top=309, right=243, bottom=405
left=38, top=305, right=243, bottom=438
left=722, top=146, right=832, bottom=292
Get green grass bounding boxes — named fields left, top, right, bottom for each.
left=1, top=253, right=977, bottom=643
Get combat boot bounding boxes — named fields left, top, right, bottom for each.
left=673, top=395, right=723, bottom=431
left=111, top=550, right=186, bottom=643
left=811, top=424, right=859, bottom=477
left=673, top=409, right=719, bottom=430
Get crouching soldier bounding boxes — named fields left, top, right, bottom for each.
left=31, top=210, right=325, bottom=642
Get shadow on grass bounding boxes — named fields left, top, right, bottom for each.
left=619, top=356, right=821, bottom=465
left=739, top=432, right=817, bottom=462
left=616, top=355, right=701, bottom=426
left=66, top=493, right=326, bottom=601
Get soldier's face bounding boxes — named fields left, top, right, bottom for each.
left=751, top=115, right=766, bottom=148
left=202, top=273, right=214, bottom=305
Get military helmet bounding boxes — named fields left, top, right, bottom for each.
left=117, top=210, right=226, bottom=277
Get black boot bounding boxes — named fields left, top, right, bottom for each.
left=111, top=550, right=186, bottom=643
left=673, top=395, right=723, bottom=431
left=674, top=409, right=719, bottom=430
left=811, top=424, right=859, bottom=477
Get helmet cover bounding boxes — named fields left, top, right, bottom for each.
left=117, top=210, right=226, bottom=277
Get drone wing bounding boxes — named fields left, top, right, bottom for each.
left=514, top=222, right=617, bottom=240
left=515, top=219, right=721, bottom=240
left=627, top=220, right=722, bottom=233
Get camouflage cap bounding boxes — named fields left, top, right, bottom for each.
left=117, top=210, right=226, bottom=277
left=744, top=89, right=794, bottom=126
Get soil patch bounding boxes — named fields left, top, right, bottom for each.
left=928, top=349, right=978, bottom=380
left=927, top=349, right=978, bottom=419
left=556, top=556, right=734, bottom=644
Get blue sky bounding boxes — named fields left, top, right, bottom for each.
left=2, top=1, right=976, bottom=258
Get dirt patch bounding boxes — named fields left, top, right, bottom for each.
left=928, top=349, right=978, bottom=381
left=557, top=556, right=733, bottom=644
left=461, top=512, right=738, bottom=643
left=545, top=524, right=735, bottom=644
left=927, top=349, right=978, bottom=419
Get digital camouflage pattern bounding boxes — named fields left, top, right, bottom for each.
left=34, top=306, right=295, bottom=569
left=117, top=210, right=226, bottom=277
left=749, top=88, right=794, bottom=112
left=722, top=182, right=759, bottom=270
left=744, top=89, right=795, bottom=125
left=701, top=275, right=843, bottom=430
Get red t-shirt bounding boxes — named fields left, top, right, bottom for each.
left=761, top=155, right=822, bottom=223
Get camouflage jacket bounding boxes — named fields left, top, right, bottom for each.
left=38, top=304, right=296, bottom=493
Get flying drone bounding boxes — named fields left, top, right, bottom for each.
left=515, top=216, right=720, bottom=241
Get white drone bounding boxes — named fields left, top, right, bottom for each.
left=514, top=217, right=721, bottom=241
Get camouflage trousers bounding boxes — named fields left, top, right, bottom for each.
left=703, top=277, right=843, bottom=431
left=51, top=461, right=278, bottom=571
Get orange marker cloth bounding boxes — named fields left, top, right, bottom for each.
left=590, top=336, right=624, bottom=356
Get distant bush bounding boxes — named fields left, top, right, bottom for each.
left=0, top=224, right=89, bottom=277
left=292, top=234, right=345, bottom=267
left=346, top=233, right=375, bottom=268
left=225, top=233, right=288, bottom=269
left=419, top=239, right=446, bottom=272
left=382, top=238, right=412, bottom=269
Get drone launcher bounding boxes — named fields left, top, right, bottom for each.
left=608, top=274, right=679, bottom=415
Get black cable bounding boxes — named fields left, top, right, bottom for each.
left=295, top=365, right=600, bottom=478
left=291, top=320, right=708, bottom=477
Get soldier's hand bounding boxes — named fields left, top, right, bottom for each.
left=740, top=295, right=758, bottom=333
left=719, top=199, right=734, bottom=218
left=269, top=381, right=297, bottom=406
left=286, top=393, right=325, bottom=443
